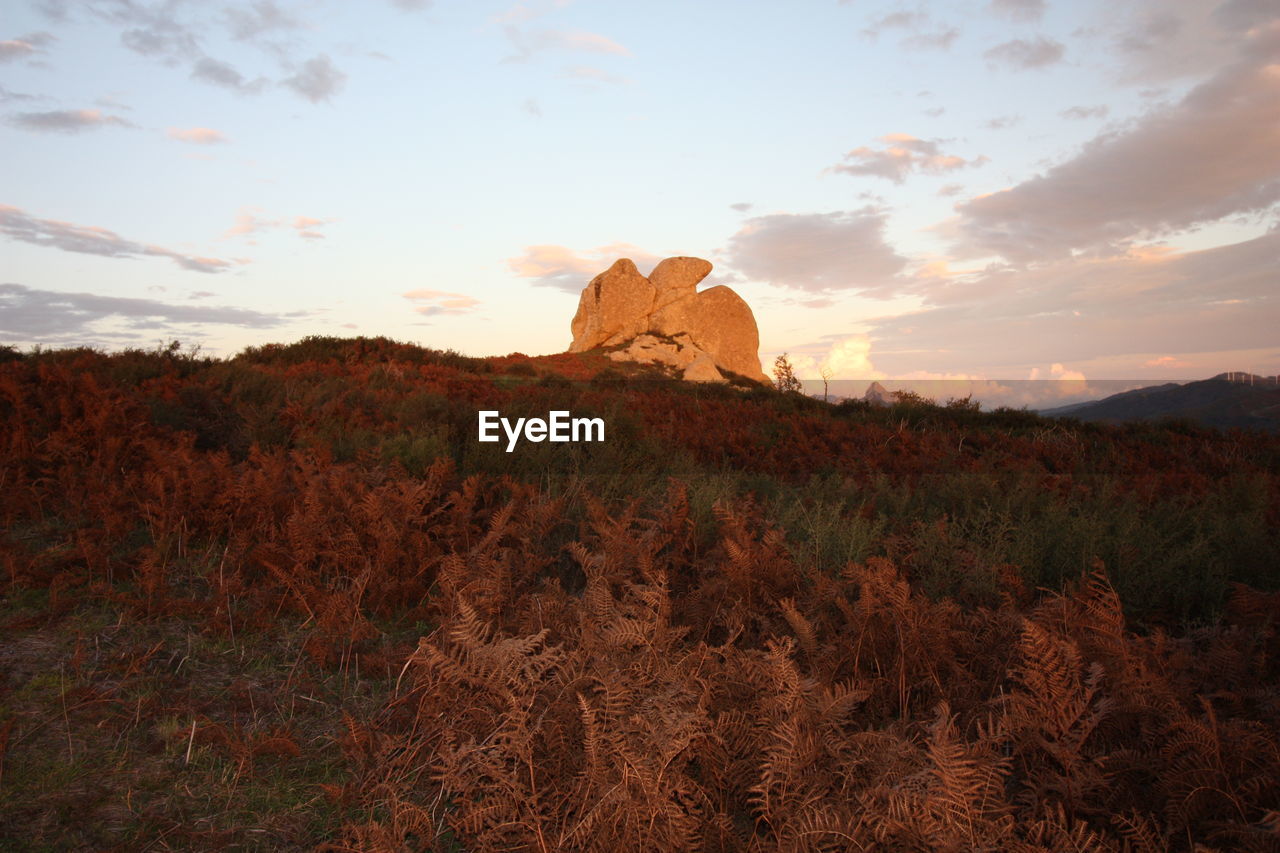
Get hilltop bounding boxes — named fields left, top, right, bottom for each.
left=1, top=336, right=1278, bottom=851
left=1043, top=373, right=1280, bottom=432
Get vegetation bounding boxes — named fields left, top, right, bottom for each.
left=771, top=353, right=803, bottom=394
left=1, top=336, right=1278, bottom=850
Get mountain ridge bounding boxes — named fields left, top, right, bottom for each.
left=1042, top=374, right=1280, bottom=432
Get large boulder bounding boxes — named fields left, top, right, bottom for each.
left=569, top=259, right=655, bottom=352
left=648, top=256, right=711, bottom=313
left=682, top=286, right=766, bottom=384
left=569, top=256, right=769, bottom=384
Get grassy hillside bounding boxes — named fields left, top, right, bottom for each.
left=2, top=337, right=1278, bottom=851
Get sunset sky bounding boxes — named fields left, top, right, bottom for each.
left=2, top=0, right=1277, bottom=388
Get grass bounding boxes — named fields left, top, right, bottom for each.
left=0, top=592, right=413, bottom=850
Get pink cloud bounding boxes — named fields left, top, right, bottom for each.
left=507, top=242, right=661, bottom=293
left=830, top=134, right=987, bottom=184
left=1144, top=355, right=1192, bottom=368
left=223, top=209, right=334, bottom=241
left=291, top=215, right=334, bottom=239
left=166, top=126, right=228, bottom=144
left=403, top=289, right=481, bottom=316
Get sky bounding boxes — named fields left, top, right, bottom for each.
left=2, top=0, right=1278, bottom=394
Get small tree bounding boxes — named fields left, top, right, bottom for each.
left=773, top=353, right=803, bottom=394
left=820, top=365, right=834, bottom=402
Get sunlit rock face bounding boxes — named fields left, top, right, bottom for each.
left=568, top=256, right=769, bottom=384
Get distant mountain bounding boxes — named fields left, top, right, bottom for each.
left=1038, top=383, right=1183, bottom=417
left=864, top=381, right=894, bottom=406
left=1042, top=374, right=1280, bottom=432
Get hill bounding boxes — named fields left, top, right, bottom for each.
left=1, top=337, right=1278, bottom=850
left=1042, top=374, right=1280, bottom=432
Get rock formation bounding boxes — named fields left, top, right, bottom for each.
left=864, top=381, right=893, bottom=406
left=569, top=257, right=769, bottom=383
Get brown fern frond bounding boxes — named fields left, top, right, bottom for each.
left=779, top=597, right=817, bottom=659
left=1111, top=809, right=1168, bottom=853
left=577, top=693, right=602, bottom=779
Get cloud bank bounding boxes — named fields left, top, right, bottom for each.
left=0, top=283, right=294, bottom=339
left=724, top=210, right=909, bottom=296
left=0, top=205, right=234, bottom=273
left=9, top=108, right=135, bottom=133
left=957, top=27, right=1280, bottom=261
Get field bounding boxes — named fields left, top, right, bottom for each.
left=1, top=337, right=1278, bottom=851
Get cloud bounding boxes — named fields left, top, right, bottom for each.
left=1101, top=0, right=1276, bottom=84
left=1144, top=355, right=1192, bottom=368
left=861, top=11, right=927, bottom=38
left=988, top=0, right=1045, bottom=23
left=776, top=335, right=886, bottom=381
left=0, top=85, right=43, bottom=103
left=224, top=208, right=275, bottom=240
left=282, top=54, right=347, bottom=103
left=984, top=36, right=1065, bottom=69
left=223, top=208, right=333, bottom=242
left=862, top=231, right=1280, bottom=375
left=507, top=243, right=661, bottom=293
left=0, top=205, right=234, bottom=273
left=523, top=97, right=542, bottom=117
left=730, top=202, right=753, bottom=212
left=822, top=335, right=881, bottom=378
left=537, top=29, right=629, bottom=56
left=9, top=108, right=135, bottom=133
left=0, top=31, right=55, bottom=62
left=937, top=184, right=965, bottom=197
left=504, top=26, right=631, bottom=62
left=830, top=134, right=987, bottom=184
left=1060, top=104, right=1110, bottom=120
left=1213, top=0, right=1278, bottom=31
left=861, top=12, right=959, bottom=50
left=49, top=1, right=357, bottom=103
left=956, top=34, right=1280, bottom=261
left=984, top=114, right=1021, bottom=129
left=121, top=24, right=199, bottom=62
left=562, top=65, right=627, bottom=85
left=70, top=0, right=203, bottom=64
left=554, top=30, right=629, bottom=55
left=225, top=1, right=303, bottom=41
left=1028, top=363, right=1086, bottom=381
left=390, top=0, right=432, bottom=9
left=402, top=289, right=481, bottom=316
left=0, top=283, right=293, bottom=340
left=166, top=126, right=228, bottom=144
left=192, top=57, right=269, bottom=94
left=723, top=210, right=909, bottom=296
left=291, top=215, right=334, bottom=239
left=902, top=27, right=959, bottom=51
